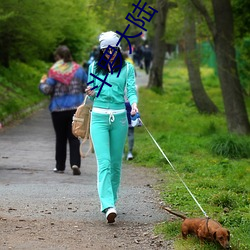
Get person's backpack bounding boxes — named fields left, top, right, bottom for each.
left=72, top=95, right=93, bottom=158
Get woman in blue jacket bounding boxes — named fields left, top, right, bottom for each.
left=39, top=45, right=87, bottom=175
left=85, top=31, right=138, bottom=223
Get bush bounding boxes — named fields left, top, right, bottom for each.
left=0, top=60, right=48, bottom=122
left=210, top=191, right=237, bottom=209
left=210, top=135, right=250, bottom=159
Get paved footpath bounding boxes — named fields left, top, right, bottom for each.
left=0, top=70, right=173, bottom=249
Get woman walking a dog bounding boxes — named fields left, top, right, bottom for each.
left=85, top=31, right=138, bottom=223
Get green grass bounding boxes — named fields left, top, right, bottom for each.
left=1, top=57, right=249, bottom=249
left=128, top=58, right=250, bottom=250
left=0, top=60, right=50, bottom=123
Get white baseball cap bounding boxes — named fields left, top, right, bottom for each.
left=99, top=31, right=121, bottom=49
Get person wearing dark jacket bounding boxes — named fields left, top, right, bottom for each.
left=143, top=45, right=152, bottom=74
left=39, top=45, right=87, bottom=175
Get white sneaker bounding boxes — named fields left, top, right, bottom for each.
left=105, top=207, right=117, bottom=223
left=127, top=152, right=133, bottom=160
left=72, top=165, right=81, bottom=175
left=53, top=168, right=64, bottom=173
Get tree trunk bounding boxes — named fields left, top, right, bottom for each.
left=184, top=4, right=218, bottom=114
left=148, top=0, right=169, bottom=89
left=212, top=0, right=250, bottom=134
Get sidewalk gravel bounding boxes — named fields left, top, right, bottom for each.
left=0, top=71, right=173, bottom=250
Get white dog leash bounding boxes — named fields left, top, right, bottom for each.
left=139, top=118, right=209, bottom=218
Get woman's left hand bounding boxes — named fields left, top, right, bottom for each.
left=131, top=103, right=138, bottom=116
left=85, top=86, right=96, bottom=97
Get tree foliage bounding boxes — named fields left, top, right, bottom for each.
left=164, top=1, right=184, bottom=44
left=182, top=0, right=218, bottom=114
left=91, top=0, right=151, bottom=49
left=0, top=0, right=99, bottom=66
left=190, top=0, right=250, bottom=134
left=232, top=0, right=250, bottom=95
left=232, top=0, right=250, bottom=39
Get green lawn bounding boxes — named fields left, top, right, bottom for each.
left=128, top=58, right=250, bottom=250
left=0, top=60, right=49, bottom=122
left=1, top=57, right=249, bottom=249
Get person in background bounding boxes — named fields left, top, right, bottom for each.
left=125, top=101, right=135, bottom=160
left=39, top=45, right=87, bottom=175
left=85, top=31, right=138, bottom=223
left=87, top=46, right=99, bottom=69
left=143, top=44, right=152, bottom=74
left=123, top=52, right=137, bottom=160
left=135, top=44, right=144, bottom=69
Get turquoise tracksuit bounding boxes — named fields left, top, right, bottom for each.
left=88, top=61, right=138, bottom=212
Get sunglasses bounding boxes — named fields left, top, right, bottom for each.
left=102, top=47, right=119, bottom=54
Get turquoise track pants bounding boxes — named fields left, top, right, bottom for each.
left=90, top=111, right=128, bottom=212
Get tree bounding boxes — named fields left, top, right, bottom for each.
left=147, top=0, right=218, bottom=115
left=91, top=0, right=133, bottom=32
left=190, top=0, right=250, bottom=134
left=0, top=0, right=59, bottom=66
left=232, top=0, right=250, bottom=96
left=232, top=0, right=250, bottom=40
left=91, top=0, right=146, bottom=50
left=184, top=1, right=218, bottom=114
left=148, top=0, right=177, bottom=89
left=0, top=0, right=98, bottom=66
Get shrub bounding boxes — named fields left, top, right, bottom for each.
left=210, top=191, right=237, bottom=209
left=210, top=135, right=250, bottom=158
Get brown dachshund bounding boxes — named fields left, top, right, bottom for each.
left=162, top=207, right=231, bottom=249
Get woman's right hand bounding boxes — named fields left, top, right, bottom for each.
left=85, top=86, right=96, bottom=97
left=131, top=103, right=138, bottom=116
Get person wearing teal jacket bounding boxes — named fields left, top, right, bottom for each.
left=85, top=31, right=138, bottom=223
